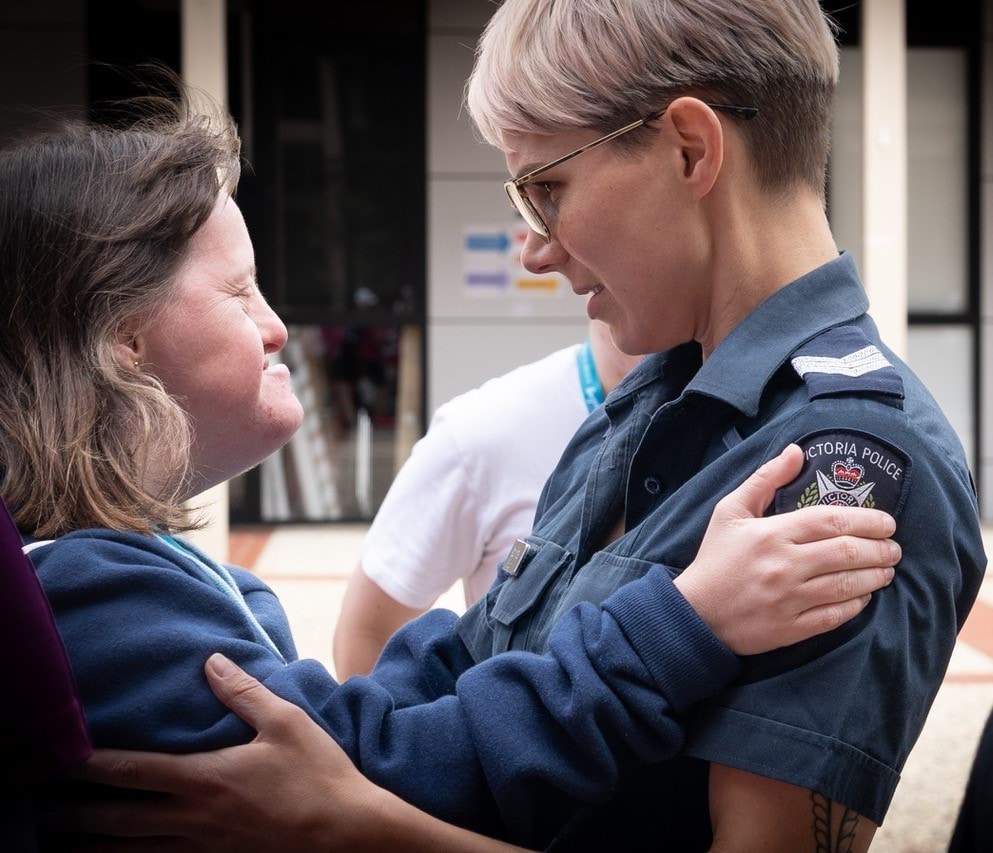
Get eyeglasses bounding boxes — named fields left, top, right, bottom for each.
left=504, top=103, right=759, bottom=242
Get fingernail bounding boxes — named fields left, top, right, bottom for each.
left=885, top=566, right=895, bottom=584
left=888, top=541, right=902, bottom=562
left=208, top=653, right=238, bottom=678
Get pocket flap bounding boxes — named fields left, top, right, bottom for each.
left=490, top=536, right=572, bottom=625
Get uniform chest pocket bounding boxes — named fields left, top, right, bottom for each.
left=519, top=550, right=662, bottom=656
left=547, top=551, right=659, bottom=632
left=488, top=536, right=573, bottom=654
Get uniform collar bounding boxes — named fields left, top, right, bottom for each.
left=684, top=252, right=869, bottom=417
left=604, top=342, right=698, bottom=408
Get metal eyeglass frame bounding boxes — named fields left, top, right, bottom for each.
left=504, top=102, right=759, bottom=242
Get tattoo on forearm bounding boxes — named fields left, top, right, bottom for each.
left=811, top=791, right=860, bottom=853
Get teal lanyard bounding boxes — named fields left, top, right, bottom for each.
left=157, top=534, right=286, bottom=661
left=576, top=339, right=605, bottom=413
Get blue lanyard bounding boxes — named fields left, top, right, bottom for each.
left=576, top=339, right=605, bottom=413
left=157, top=534, right=286, bottom=661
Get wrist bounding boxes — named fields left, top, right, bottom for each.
left=673, top=569, right=720, bottom=642
left=350, top=784, right=431, bottom=851
left=606, top=566, right=741, bottom=712
left=353, top=786, right=518, bottom=852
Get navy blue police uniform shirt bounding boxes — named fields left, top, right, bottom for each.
left=457, top=251, right=986, bottom=848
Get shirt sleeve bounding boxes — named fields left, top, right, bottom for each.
left=360, top=414, right=487, bottom=609
left=36, top=533, right=740, bottom=847
left=680, top=395, right=986, bottom=826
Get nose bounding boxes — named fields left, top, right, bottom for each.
left=259, top=301, right=288, bottom=355
left=520, top=229, right=569, bottom=275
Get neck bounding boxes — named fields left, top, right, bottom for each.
left=588, top=322, right=642, bottom=394
left=695, top=187, right=839, bottom=360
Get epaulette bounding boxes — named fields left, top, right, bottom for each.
left=790, top=325, right=904, bottom=402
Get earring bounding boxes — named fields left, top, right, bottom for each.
left=133, top=360, right=140, bottom=369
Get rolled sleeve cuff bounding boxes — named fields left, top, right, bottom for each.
left=604, top=566, right=742, bottom=713
left=683, top=704, right=899, bottom=825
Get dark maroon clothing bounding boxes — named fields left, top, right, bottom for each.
left=1, top=498, right=91, bottom=778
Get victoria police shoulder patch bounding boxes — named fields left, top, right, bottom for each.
left=774, top=429, right=912, bottom=519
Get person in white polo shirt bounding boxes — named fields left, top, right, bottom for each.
left=333, top=319, right=641, bottom=678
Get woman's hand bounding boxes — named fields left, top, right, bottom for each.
left=58, top=655, right=527, bottom=852
left=674, top=444, right=899, bottom=656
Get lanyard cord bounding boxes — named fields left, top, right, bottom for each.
left=576, top=339, right=606, bottom=413
left=157, top=534, right=286, bottom=661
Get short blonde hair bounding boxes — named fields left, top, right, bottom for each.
left=0, top=89, right=240, bottom=538
left=466, top=0, right=840, bottom=192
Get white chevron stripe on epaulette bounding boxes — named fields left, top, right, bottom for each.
left=22, top=540, right=55, bottom=555
left=791, top=345, right=892, bottom=378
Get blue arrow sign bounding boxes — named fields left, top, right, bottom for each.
left=465, top=232, right=510, bottom=252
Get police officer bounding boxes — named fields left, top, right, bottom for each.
left=456, top=0, right=985, bottom=848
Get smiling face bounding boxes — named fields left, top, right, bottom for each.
left=503, top=110, right=721, bottom=356
left=130, top=195, right=303, bottom=496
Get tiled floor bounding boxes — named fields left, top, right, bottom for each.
left=231, top=524, right=993, bottom=851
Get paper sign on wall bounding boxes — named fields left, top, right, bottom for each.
left=463, top=225, right=565, bottom=296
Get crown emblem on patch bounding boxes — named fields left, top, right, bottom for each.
left=797, top=454, right=878, bottom=510
left=831, top=458, right=864, bottom=489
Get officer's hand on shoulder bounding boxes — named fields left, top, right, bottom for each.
left=675, top=444, right=899, bottom=656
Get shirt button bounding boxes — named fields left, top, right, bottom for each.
left=644, top=476, right=662, bottom=495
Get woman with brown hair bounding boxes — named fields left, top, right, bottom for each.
left=2, top=88, right=902, bottom=849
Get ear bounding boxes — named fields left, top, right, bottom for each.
left=113, top=317, right=148, bottom=371
left=665, top=97, right=725, bottom=200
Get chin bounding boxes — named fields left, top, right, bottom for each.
left=202, top=405, right=305, bottom=488
left=264, top=393, right=305, bottom=436
left=623, top=324, right=693, bottom=357
left=262, top=405, right=305, bottom=460
left=608, top=326, right=656, bottom=357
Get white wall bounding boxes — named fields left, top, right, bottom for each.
left=426, top=0, right=587, bottom=415
left=981, top=1, right=993, bottom=515
left=831, top=46, right=978, bottom=480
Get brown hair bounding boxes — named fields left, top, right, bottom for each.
left=0, top=91, right=240, bottom=537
